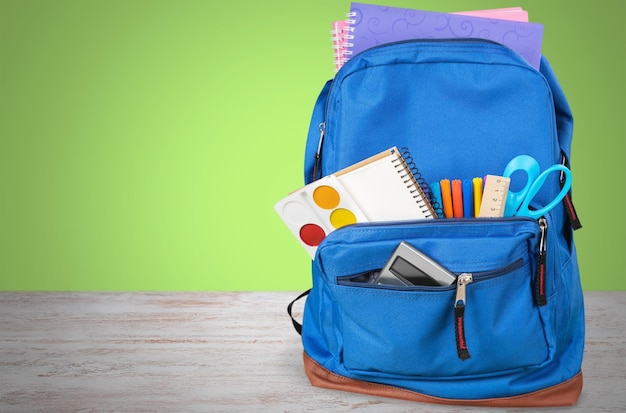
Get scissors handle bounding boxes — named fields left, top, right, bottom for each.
left=503, top=155, right=540, bottom=217
left=518, top=165, right=572, bottom=219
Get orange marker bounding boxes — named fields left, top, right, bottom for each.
left=451, top=179, right=464, bottom=218
left=439, top=179, right=453, bottom=218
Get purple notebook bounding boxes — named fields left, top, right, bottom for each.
left=347, top=2, right=544, bottom=69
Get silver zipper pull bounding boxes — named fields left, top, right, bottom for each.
left=317, top=122, right=326, bottom=153
left=454, top=273, right=473, bottom=361
left=538, top=217, right=547, bottom=255
left=455, top=273, right=473, bottom=308
left=312, top=122, right=325, bottom=181
left=536, top=217, right=548, bottom=306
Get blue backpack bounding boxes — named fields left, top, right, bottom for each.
left=288, top=39, right=585, bottom=407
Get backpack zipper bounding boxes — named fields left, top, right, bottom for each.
left=454, top=273, right=473, bottom=360
left=535, top=217, right=548, bottom=306
left=452, top=258, right=525, bottom=361
left=335, top=256, right=525, bottom=362
left=312, top=122, right=325, bottom=181
left=451, top=217, right=546, bottom=361
left=452, top=218, right=547, bottom=360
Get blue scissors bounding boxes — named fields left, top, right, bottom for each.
left=502, top=155, right=572, bottom=219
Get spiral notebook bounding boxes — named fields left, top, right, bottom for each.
left=332, top=4, right=542, bottom=71
left=275, top=147, right=435, bottom=258
left=331, top=20, right=352, bottom=72
left=334, top=147, right=437, bottom=221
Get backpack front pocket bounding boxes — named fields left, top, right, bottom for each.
left=315, top=218, right=548, bottom=378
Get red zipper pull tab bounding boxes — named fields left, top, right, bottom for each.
left=561, top=154, right=582, bottom=230
left=454, top=273, right=473, bottom=360
left=535, top=217, right=548, bottom=306
left=563, top=193, right=582, bottom=230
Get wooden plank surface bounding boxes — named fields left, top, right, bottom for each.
left=0, top=291, right=624, bottom=412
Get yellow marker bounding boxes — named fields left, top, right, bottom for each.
left=472, top=177, right=483, bottom=218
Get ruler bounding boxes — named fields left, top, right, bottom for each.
left=478, top=175, right=511, bottom=218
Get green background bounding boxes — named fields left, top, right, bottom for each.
left=1, top=0, right=623, bottom=291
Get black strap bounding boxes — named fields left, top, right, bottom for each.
left=287, top=289, right=310, bottom=335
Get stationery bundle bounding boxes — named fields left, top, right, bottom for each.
left=332, top=4, right=542, bottom=71
left=280, top=2, right=584, bottom=408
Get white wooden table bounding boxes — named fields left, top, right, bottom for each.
left=1, top=292, right=624, bottom=412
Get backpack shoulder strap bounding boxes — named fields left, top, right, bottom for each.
left=287, top=289, right=311, bottom=335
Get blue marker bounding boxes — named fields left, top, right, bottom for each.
left=430, top=181, right=442, bottom=218
left=462, top=179, right=474, bottom=218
